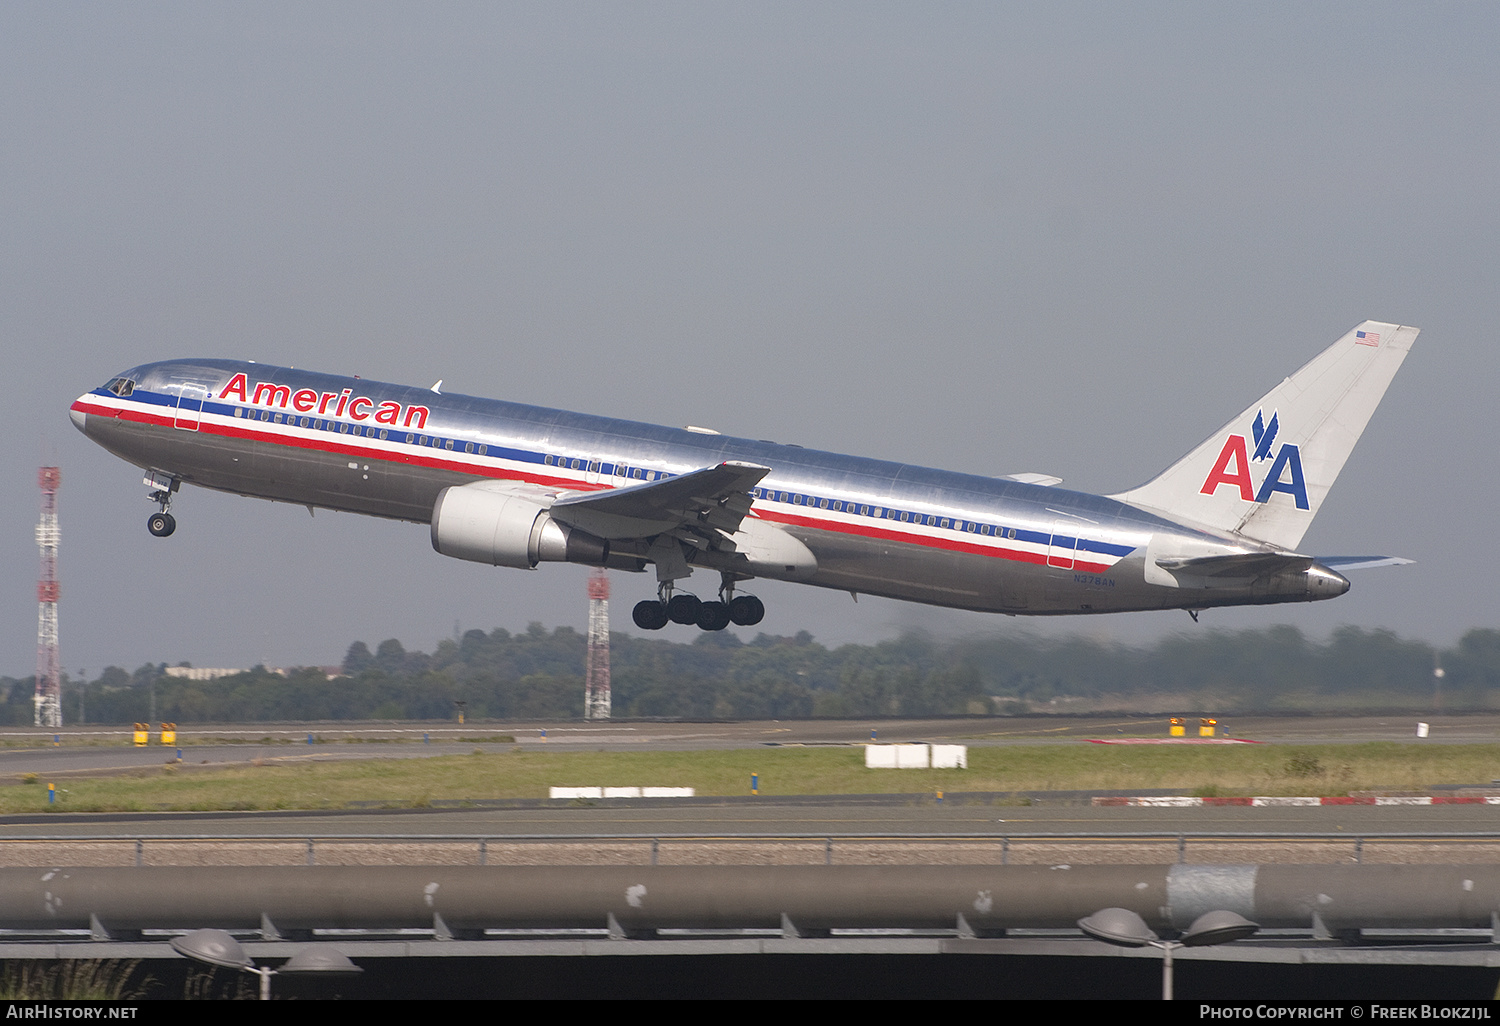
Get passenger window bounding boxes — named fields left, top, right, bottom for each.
left=444, top=439, right=454, bottom=450
left=465, top=442, right=474, bottom=454
left=478, top=445, right=487, bottom=455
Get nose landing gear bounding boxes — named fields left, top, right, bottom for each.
left=147, top=511, right=176, bottom=537
left=143, top=471, right=180, bottom=537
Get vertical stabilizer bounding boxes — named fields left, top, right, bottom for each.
left=1111, top=321, right=1417, bottom=550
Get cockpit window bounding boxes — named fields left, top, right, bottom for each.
left=103, top=377, right=135, bottom=397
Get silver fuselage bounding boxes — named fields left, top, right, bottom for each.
left=71, top=359, right=1346, bottom=615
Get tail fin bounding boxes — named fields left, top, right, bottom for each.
left=1111, top=320, right=1417, bottom=550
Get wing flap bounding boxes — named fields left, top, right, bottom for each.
left=548, top=461, right=770, bottom=540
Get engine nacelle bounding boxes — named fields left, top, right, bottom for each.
left=431, top=483, right=609, bottom=569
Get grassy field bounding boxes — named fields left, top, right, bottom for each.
left=10, top=742, right=1500, bottom=813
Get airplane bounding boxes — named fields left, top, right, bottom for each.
left=70, top=320, right=1415, bottom=631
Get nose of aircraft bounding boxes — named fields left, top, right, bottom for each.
left=69, top=399, right=88, bottom=434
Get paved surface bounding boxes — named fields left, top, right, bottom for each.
left=7, top=798, right=1500, bottom=853
left=1, top=716, right=1498, bottom=858
left=0, top=713, right=1496, bottom=779
left=3, top=713, right=1499, bottom=762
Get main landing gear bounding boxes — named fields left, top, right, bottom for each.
left=144, top=471, right=179, bottom=537
left=632, top=577, right=766, bottom=632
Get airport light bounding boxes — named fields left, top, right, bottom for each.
left=1077, top=908, right=1258, bottom=1000
left=171, top=928, right=362, bottom=1000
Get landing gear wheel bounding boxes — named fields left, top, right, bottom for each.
left=666, top=593, right=702, bottom=625
left=632, top=600, right=668, bottom=630
left=696, top=601, right=731, bottom=632
left=147, top=512, right=176, bottom=537
left=729, top=594, right=764, bottom=626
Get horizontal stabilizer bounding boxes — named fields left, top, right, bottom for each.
left=1313, top=555, right=1414, bottom=571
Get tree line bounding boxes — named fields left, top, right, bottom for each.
left=3, top=623, right=1497, bottom=725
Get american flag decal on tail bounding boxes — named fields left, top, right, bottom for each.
left=1356, top=330, right=1380, bottom=346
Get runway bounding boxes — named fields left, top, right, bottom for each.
left=1, top=711, right=1495, bottom=774
left=5, top=795, right=1500, bottom=843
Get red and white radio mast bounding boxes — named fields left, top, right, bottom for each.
left=584, top=568, right=611, bottom=720
left=35, top=467, right=61, bottom=728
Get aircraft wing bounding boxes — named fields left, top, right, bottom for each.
left=547, top=461, right=770, bottom=541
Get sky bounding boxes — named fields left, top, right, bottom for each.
left=1, top=2, right=1495, bottom=678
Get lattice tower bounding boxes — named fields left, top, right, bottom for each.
left=584, top=568, right=611, bottom=720
left=35, top=467, right=61, bottom=728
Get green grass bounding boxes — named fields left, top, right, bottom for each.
left=0, top=960, right=148, bottom=1000
left=11, top=742, right=1500, bottom=813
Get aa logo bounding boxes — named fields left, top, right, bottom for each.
left=1199, top=408, right=1309, bottom=510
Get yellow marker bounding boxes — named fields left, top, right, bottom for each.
left=1169, top=717, right=1185, bottom=737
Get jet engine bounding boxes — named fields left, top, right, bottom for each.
left=431, top=483, right=608, bottom=569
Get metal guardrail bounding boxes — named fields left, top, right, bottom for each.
left=3, top=831, right=1500, bottom=867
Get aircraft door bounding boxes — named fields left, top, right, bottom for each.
left=170, top=383, right=209, bottom=431
left=1047, top=521, right=1078, bottom=569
